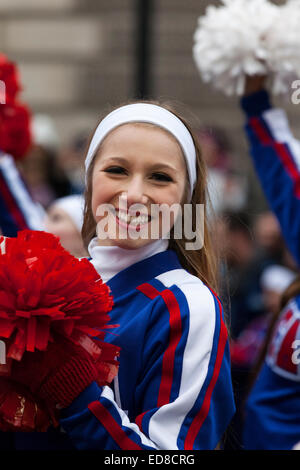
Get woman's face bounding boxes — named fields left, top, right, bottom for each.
left=44, top=206, right=87, bottom=258
left=91, top=123, right=187, bottom=249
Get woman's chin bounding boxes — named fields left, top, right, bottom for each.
left=109, top=236, right=153, bottom=250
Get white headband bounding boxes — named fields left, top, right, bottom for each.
left=85, top=103, right=197, bottom=201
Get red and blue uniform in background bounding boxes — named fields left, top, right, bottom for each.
left=0, top=152, right=45, bottom=236
left=241, top=90, right=300, bottom=450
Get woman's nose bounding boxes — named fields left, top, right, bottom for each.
left=124, top=176, right=148, bottom=206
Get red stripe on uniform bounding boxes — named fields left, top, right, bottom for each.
left=184, top=289, right=228, bottom=450
left=137, top=282, right=182, bottom=407
left=88, top=401, right=142, bottom=450
left=157, top=289, right=182, bottom=406
left=249, top=117, right=272, bottom=145
left=137, top=283, right=159, bottom=300
left=0, top=174, right=28, bottom=229
left=135, top=410, right=148, bottom=431
left=250, top=117, right=300, bottom=197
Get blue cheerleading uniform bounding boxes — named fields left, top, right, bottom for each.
left=58, top=247, right=235, bottom=450
left=2, top=241, right=235, bottom=450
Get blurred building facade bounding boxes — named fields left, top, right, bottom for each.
left=0, top=0, right=298, bottom=210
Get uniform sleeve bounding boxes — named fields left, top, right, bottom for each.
left=0, top=152, right=46, bottom=236
left=60, top=282, right=235, bottom=450
left=243, top=363, right=300, bottom=450
left=240, top=89, right=300, bottom=267
left=243, top=301, right=300, bottom=450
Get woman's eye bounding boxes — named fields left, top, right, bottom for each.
left=104, top=166, right=127, bottom=174
left=151, top=172, right=173, bottom=182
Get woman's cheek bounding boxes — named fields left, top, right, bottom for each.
left=91, top=189, right=115, bottom=222
left=91, top=177, right=106, bottom=217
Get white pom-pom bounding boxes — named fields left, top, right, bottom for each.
left=264, top=0, right=300, bottom=94
left=193, top=0, right=300, bottom=96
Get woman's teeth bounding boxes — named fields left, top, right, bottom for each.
left=117, top=211, right=149, bottom=226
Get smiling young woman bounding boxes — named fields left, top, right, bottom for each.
left=56, top=99, right=235, bottom=450
left=8, top=99, right=235, bottom=450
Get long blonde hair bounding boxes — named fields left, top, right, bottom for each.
left=81, top=99, right=219, bottom=293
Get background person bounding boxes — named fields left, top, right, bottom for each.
left=237, top=75, right=300, bottom=450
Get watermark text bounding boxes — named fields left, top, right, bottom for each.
left=0, top=340, right=6, bottom=365
left=291, top=80, right=300, bottom=105
left=0, top=80, right=6, bottom=104
left=95, top=196, right=205, bottom=251
left=292, top=339, right=300, bottom=365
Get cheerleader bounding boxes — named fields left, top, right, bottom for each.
left=8, top=101, right=235, bottom=450
left=239, top=76, right=300, bottom=450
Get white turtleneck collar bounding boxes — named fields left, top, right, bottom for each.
left=88, top=237, right=169, bottom=283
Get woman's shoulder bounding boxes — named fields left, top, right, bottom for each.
left=155, top=266, right=219, bottom=300
left=153, top=267, right=222, bottom=326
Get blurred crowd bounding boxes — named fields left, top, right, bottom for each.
left=18, top=114, right=86, bottom=207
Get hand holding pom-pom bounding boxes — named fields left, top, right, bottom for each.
left=0, top=230, right=120, bottom=431
left=193, top=0, right=300, bottom=96
left=244, top=75, right=267, bottom=96
left=8, top=335, right=118, bottom=412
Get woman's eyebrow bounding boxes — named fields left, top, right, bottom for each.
left=148, top=163, right=177, bottom=173
left=102, top=157, right=177, bottom=172
left=102, top=156, right=129, bottom=165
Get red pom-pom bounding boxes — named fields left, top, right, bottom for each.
left=0, top=102, right=32, bottom=160
left=0, top=54, right=32, bottom=160
left=0, top=230, right=120, bottom=430
left=0, top=230, right=116, bottom=358
left=0, top=54, right=21, bottom=104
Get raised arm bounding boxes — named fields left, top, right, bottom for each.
left=240, top=77, right=300, bottom=267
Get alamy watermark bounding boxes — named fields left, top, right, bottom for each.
left=0, top=337, right=298, bottom=366
left=95, top=195, right=204, bottom=251
left=0, top=340, right=6, bottom=365
left=291, top=80, right=300, bottom=105
left=292, top=339, right=300, bottom=365
left=0, top=80, right=6, bottom=104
